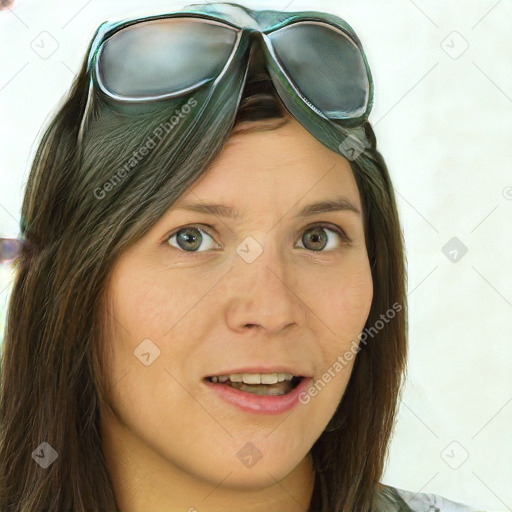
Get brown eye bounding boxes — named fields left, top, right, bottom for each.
left=167, top=226, right=219, bottom=253
left=165, top=223, right=350, bottom=256
left=302, top=227, right=328, bottom=251
left=297, top=224, right=350, bottom=252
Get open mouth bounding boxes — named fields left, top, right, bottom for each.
left=204, top=375, right=304, bottom=396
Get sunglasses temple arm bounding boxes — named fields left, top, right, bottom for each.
left=77, top=21, right=112, bottom=146
left=77, top=77, right=94, bottom=147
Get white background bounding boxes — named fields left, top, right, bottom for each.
left=0, top=1, right=511, bottom=510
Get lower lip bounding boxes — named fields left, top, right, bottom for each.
left=203, top=377, right=312, bottom=415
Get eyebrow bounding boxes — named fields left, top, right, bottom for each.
left=174, top=196, right=361, bottom=219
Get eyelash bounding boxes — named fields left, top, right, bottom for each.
left=164, top=223, right=352, bottom=257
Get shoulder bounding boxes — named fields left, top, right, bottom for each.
left=375, top=483, right=486, bottom=512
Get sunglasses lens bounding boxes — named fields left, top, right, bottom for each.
left=98, top=18, right=237, bottom=99
left=0, top=238, right=22, bottom=264
left=269, top=22, right=370, bottom=118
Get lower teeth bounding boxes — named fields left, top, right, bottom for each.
left=226, top=381, right=293, bottom=396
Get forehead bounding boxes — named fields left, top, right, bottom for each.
left=179, top=118, right=362, bottom=209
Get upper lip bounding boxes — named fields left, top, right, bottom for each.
left=204, top=365, right=312, bottom=378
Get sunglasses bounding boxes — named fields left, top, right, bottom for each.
left=0, top=237, right=23, bottom=265
left=84, top=5, right=374, bottom=125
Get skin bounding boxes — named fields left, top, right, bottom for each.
left=99, top=116, right=374, bottom=512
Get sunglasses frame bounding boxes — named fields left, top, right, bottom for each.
left=83, top=9, right=374, bottom=124
left=0, top=236, right=24, bottom=265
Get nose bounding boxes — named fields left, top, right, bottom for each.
left=224, top=239, right=307, bottom=334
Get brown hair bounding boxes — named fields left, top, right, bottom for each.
left=0, top=32, right=407, bottom=512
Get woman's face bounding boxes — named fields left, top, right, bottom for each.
left=100, top=117, right=373, bottom=509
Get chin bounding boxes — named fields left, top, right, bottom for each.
left=193, top=436, right=311, bottom=491
left=205, top=461, right=299, bottom=491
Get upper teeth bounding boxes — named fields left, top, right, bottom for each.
left=210, top=372, right=294, bottom=384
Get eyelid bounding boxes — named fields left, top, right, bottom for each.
left=164, top=222, right=352, bottom=255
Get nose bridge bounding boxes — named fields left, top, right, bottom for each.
left=226, top=237, right=305, bottom=332
left=237, top=233, right=299, bottom=305
left=245, top=232, right=285, bottom=281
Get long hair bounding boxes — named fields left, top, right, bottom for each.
left=0, top=19, right=407, bottom=512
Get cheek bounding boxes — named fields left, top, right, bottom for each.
left=312, top=259, right=373, bottom=340
left=104, top=260, right=214, bottom=383
left=299, top=262, right=372, bottom=415
left=108, top=262, right=191, bottom=342
left=339, top=267, right=373, bottom=320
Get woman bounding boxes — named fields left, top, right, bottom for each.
left=0, top=3, right=485, bottom=511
